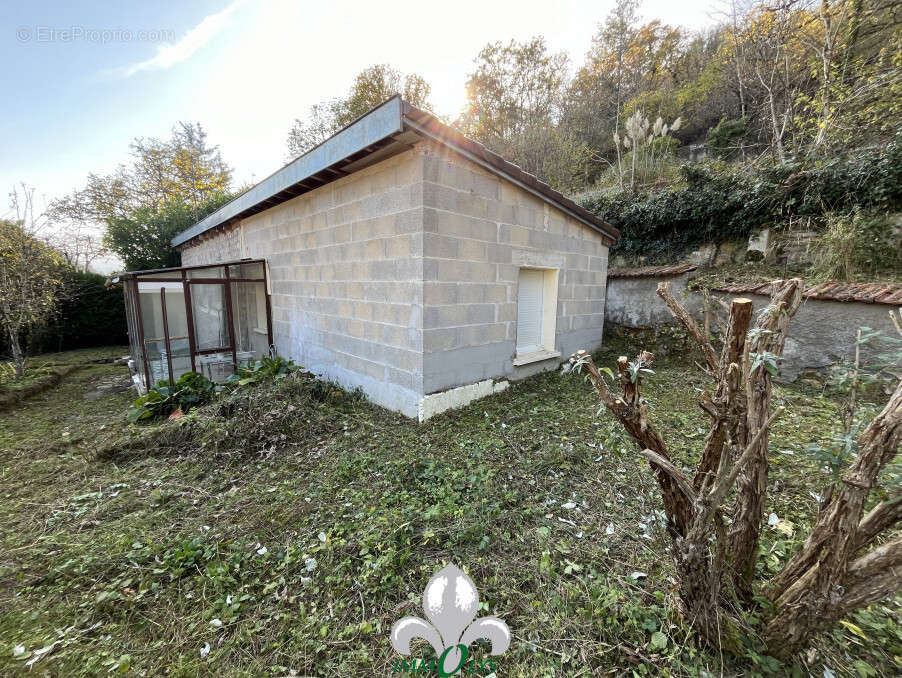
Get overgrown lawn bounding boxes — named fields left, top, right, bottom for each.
left=0, top=347, right=899, bottom=677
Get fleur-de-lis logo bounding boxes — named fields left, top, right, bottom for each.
left=390, top=563, right=510, bottom=676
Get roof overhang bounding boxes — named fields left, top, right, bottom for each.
left=172, top=95, right=619, bottom=248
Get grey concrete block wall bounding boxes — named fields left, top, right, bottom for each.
left=419, top=141, right=610, bottom=394
left=179, top=139, right=615, bottom=416
left=181, top=149, right=426, bottom=417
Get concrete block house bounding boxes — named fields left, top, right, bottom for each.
left=123, top=97, right=618, bottom=420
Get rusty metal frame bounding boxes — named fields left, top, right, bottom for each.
left=182, top=269, right=197, bottom=373
left=124, top=259, right=271, bottom=387
left=264, top=264, right=274, bottom=350
left=223, top=267, right=238, bottom=369
left=118, top=258, right=266, bottom=278
left=160, top=287, right=175, bottom=388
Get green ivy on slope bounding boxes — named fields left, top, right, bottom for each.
left=580, top=133, right=902, bottom=263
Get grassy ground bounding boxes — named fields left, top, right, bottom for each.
left=0, top=345, right=899, bottom=677
left=0, top=347, right=129, bottom=395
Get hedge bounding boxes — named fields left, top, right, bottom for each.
left=25, top=270, right=127, bottom=354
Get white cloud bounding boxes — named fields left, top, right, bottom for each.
left=108, top=0, right=245, bottom=78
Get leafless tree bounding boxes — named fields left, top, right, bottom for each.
left=565, top=280, right=902, bottom=657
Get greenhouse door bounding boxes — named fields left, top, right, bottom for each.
left=188, top=281, right=238, bottom=383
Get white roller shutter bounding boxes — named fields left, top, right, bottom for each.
left=516, top=269, right=544, bottom=354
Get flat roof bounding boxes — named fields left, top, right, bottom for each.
left=117, top=258, right=267, bottom=279
left=172, top=95, right=619, bottom=248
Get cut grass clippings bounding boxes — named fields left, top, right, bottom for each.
left=0, top=346, right=130, bottom=411
left=0, top=345, right=899, bottom=677
left=0, top=364, right=84, bottom=411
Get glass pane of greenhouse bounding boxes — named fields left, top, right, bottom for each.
left=120, top=260, right=272, bottom=393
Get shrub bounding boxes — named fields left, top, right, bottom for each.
left=810, top=209, right=902, bottom=280
left=128, top=372, right=217, bottom=423
left=225, top=355, right=297, bottom=387
left=26, top=270, right=127, bottom=353
left=707, top=117, right=748, bottom=159
left=809, top=212, right=857, bottom=280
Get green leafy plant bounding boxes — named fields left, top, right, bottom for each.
left=627, top=357, right=654, bottom=384
left=806, top=424, right=860, bottom=483
left=749, top=351, right=783, bottom=376
left=127, top=371, right=217, bottom=423
left=828, top=327, right=902, bottom=390
left=225, top=355, right=297, bottom=387
left=0, top=361, right=16, bottom=387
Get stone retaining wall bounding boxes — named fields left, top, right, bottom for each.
left=605, top=273, right=900, bottom=381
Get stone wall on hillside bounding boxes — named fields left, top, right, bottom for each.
left=606, top=270, right=902, bottom=381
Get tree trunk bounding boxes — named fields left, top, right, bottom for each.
left=6, top=324, right=24, bottom=378
left=692, top=298, right=752, bottom=491
left=764, top=381, right=902, bottom=658
left=729, top=280, right=802, bottom=599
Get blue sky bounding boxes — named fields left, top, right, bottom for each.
left=1, top=0, right=716, bottom=227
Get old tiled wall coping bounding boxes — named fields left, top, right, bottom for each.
left=608, top=264, right=697, bottom=279
left=606, top=273, right=901, bottom=381
left=713, top=280, right=902, bottom=305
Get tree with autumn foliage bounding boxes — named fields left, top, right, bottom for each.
left=457, top=37, right=591, bottom=191
left=0, top=220, right=66, bottom=376
left=51, top=122, right=233, bottom=270
left=287, top=64, right=433, bottom=157
left=458, top=0, right=902, bottom=190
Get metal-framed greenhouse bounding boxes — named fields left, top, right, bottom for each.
left=119, top=259, right=272, bottom=393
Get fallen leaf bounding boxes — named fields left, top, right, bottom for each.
left=775, top=519, right=794, bottom=536
left=839, top=620, right=867, bottom=639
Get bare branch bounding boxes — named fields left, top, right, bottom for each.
left=771, top=379, right=902, bottom=598
left=639, top=450, right=697, bottom=503
left=854, top=494, right=902, bottom=552
left=840, top=536, right=902, bottom=611
left=572, top=351, right=694, bottom=538
left=710, top=406, right=785, bottom=508
left=656, top=281, right=719, bottom=374
left=694, top=297, right=754, bottom=491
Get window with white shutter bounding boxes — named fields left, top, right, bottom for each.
left=516, top=269, right=544, bottom=354
left=516, top=265, right=560, bottom=366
